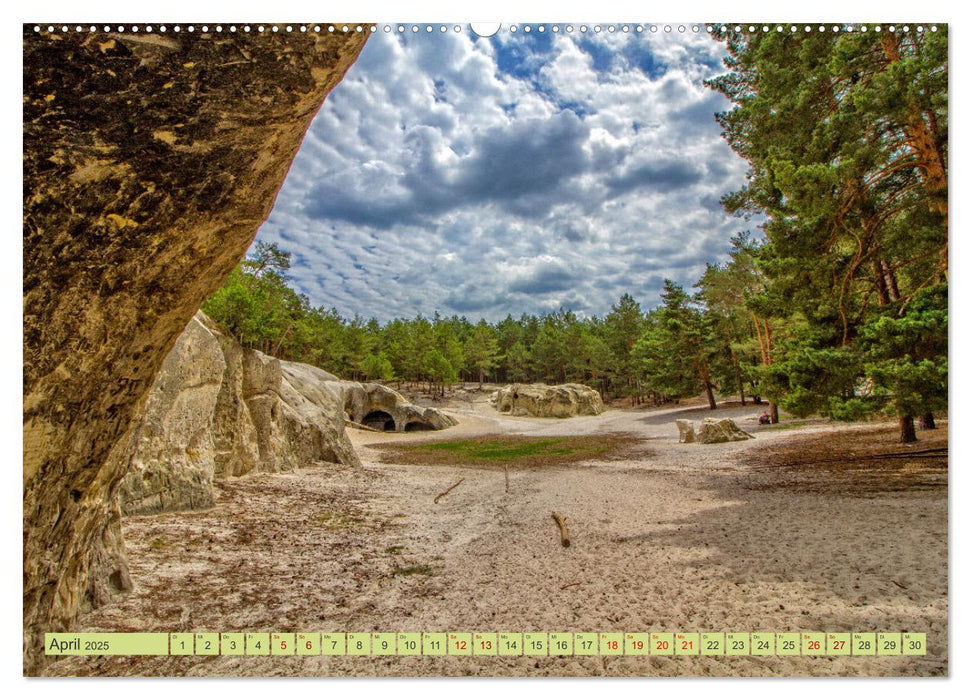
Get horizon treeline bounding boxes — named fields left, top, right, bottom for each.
left=203, top=26, right=947, bottom=442
left=202, top=241, right=724, bottom=406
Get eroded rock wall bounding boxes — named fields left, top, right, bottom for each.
left=23, top=26, right=368, bottom=673
left=116, top=314, right=234, bottom=514
left=118, top=313, right=361, bottom=516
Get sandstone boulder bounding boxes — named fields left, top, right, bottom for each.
left=491, top=383, right=605, bottom=418
left=336, top=381, right=457, bottom=432
left=676, top=419, right=696, bottom=443
left=117, top=314, right=246, bottom=515
left=696, top=418, right=755, bottom=444
left=119, top=313, right=360, bottom=516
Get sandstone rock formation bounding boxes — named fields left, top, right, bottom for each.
left=118, top=313, right=360, bottom=516
left=23, top=26, right=368, bottom=672
left=337, top=382, right=458, bottom=432
left=696, top=418, right=755, bottom=444
left=676, top=419, right=696, bottom=443
left=491, top=383, right=605, bottom=418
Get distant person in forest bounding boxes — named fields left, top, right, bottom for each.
left=759, top=411, right=771, bottom=425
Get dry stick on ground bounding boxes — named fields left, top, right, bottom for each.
left=434, top=478, right=465, bottom=504
left=551, top=511, right=571, bottom=548
left=560, top=581, right=583, bottom=590
left=504, top=466, right=509, bottom=494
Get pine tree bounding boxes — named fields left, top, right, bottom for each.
left=603, top=293, right=646, bottom=401
left=465, top=320, right=501, bottom=385
left=708, top=26, right=948, bottom=441
left=634, top=280, right=717, bottom=409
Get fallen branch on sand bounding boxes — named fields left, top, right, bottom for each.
left=434, top=478, right=465, bottom=504
left=504, top=466, right=509, bottom=493
left=552, top=511, right=571, bottom=548
left=560, top=581, right=582, bottom=590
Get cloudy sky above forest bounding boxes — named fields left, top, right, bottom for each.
left=255, top=24, right=751, bottom=322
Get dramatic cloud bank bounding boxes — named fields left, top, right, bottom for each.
left=255, top=25, right=750, bottom=321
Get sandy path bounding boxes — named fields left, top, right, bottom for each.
left=44, top=401, right=947, bottom=677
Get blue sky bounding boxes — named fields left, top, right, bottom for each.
left=254, top=24, right=750, bottom=322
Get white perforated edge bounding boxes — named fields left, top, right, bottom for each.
left=29, top=23, right=940, bottom=35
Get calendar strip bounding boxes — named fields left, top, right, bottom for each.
left=45, top=631, right=927, bottom=657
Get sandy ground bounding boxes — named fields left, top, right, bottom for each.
left=42, top=394, right=948, bottom=677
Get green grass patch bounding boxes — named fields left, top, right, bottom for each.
left=385, top=545, right=406, bottom=554
left=376, top=433, right=646, bottom=468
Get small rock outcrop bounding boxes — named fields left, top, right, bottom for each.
left=676, top=419, right=696, bottom=443
left=695, top=418, right=754, bottom=444
left=337, top=382, right=457, bottom=432
left=118, top=313, right=360, bottom=516
left=491, top=383, right=605, bottom=418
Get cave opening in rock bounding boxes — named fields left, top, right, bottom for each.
left=362, top=410, right=396, bottom=431
left=404, top=421, right=433, bottom=432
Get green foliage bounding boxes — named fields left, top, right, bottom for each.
left=421, top=348, right=458, bottom=387
left=465, top=320, right=500, bottom=382
left=695, top=232, right=767, bottom=400
left=603, top=293, right=646, bottom=397
left=359, top=353, right=395, bottom=382
left=858, top=284, right=948, bottom=419
left=632, top=280, right=717, bottom=405
left=759, top=346, right=865, bottom=418
left=706, top=27, right=948, bottom=438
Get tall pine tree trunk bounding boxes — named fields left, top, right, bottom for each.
left=704, top=381, right=717, bottom=411
left=899, top=415, right=918, bottom=443
left=873, top=259, right=891, bottom=305
left=919, top=412, right=936, bottom=430
left=883, top=260, right=901, bottom=302
left=769, top=402, right=779, bottom=424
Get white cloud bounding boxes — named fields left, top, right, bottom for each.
left=255, top=27, right=750, bottom=321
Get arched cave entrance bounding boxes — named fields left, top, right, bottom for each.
left=404, top=421, right=433, bottom=432
left=362, top=410, right=396, bottom=431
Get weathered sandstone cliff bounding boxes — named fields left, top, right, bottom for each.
left=118, top=313, right=361, bottom=516
left=115, top=310, right=458, bottom=517
left=23, top=26, right=368, bottom=672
